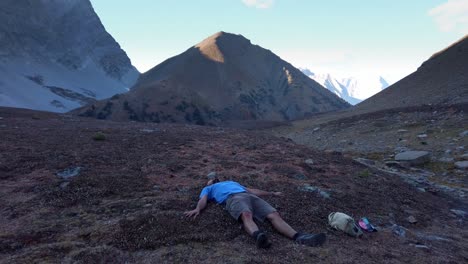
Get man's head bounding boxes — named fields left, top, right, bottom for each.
left=207, top=177, right=220, bottom=186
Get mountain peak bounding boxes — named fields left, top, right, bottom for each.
left=195, top=31, right=251, bottom=62
left=77, top=32, right=349, bottom=124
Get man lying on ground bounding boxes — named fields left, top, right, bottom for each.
left=184, top=178, right=326, bottom=249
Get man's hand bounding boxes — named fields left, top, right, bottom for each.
left=184, top=195, right=208, bottom=220
left=184, top=208, right=201, bottom=219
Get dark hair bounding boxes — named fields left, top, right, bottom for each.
left=212, top=178, right=220, bottom=184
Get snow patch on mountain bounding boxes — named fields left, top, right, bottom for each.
left=0, top=59, right=132, bottom=111
left=0, top=0, right=139, bottom=112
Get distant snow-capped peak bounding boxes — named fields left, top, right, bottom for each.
left=300, top=68, right=390, bottom=105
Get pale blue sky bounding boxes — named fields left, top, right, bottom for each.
left=90, top=0, right=467, bottom=84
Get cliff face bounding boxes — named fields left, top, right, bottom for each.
left=0, top=0, right=139, bottom=112
left=75, top=32, right=349, bottom=125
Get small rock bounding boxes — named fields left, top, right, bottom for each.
left=300, top=185, right=318, bottom=192
left=394, top=147, right=410, bottom=153
left=407, top=216, right=417, bottom=224
left=299, top=184, right=330, bottom=199
left=57, top=167, right=82, bottom=179
left=438, top=157, right=454, bottom=163
left=293, top=174, right=307, bottom=180
left=207, top=171, right=217, bottom=179
left=143, top=203, right=152, bottom=208
left=461, top=154, right=468, bottom=160
left=413, top=244, right=430, bottom=250
left=450, top=209, right=467, bottom=218
left=418, top=234, right=451, bottom=242
left=177, top=187, right=189, bottom=192
left=417, top=134, right=428, bottom=138
left=454, top=161, right=468, bottom=169
left=140, top=128, right=156, bottom=133
left=417, top=188, right=426, bottom=192
left=293, top=173, right=307, bottom=181
left=319, top=190, right=331, bottom=199
left=397, top=129, right=408, bottom=133
left=459, top=130, right=468, bottom=137
left=60, top=182, right=70, bottom=189
left=395, top=151, right=430, bottom=165
left=305, top=159, right=314, bottom=166
left=313, top=127, right=320, bottom=132
left=391, top=224, right=406, bottom=237
left=356, top=158, right=376, bottom=166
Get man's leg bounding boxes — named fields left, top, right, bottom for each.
left=266, top=212, right=326, bottom=247
left=266, top=212, right=297, bottom=238
left=241, top=211, right=271, bottom=249
left=226, top=194, right=271, bottom=249
left=240, top=211, right=259, bottom=235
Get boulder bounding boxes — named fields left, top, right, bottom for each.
left=395, top=151, right=430, bottom=165
left=454, top=161, right=468, bottom=169
left=460, top=154, right=468, bottom=160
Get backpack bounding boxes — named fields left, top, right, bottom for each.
left=328, top=212, right=363, bottom=238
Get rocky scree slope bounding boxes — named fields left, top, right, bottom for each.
left=272, top=103, right=468, bottom=199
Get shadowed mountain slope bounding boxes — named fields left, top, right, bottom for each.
left=75, top=32, right=349, bottom=125
left=0, top=0, right=139, bottom=112
left=354, top=35, right=468, bottom=113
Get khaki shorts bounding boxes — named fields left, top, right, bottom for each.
left=225, top=192, right=277, bottom=222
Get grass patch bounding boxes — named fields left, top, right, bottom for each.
left=423, top=161, right=455, bottom=174
left=92, top=132, right=106, bottom=141
left=358, top=169, right=371, bottom=178
left=365, top=153, right=386, bottom=160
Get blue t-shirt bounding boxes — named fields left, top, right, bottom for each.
left=199, top=181, right=247, bottom=204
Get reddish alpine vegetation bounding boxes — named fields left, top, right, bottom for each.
left=0, top=107, right=466, bottom=263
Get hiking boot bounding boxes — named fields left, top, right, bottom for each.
left=295, top=233, right=326, bottom=247
left=255, top=231, right=271, bottom=249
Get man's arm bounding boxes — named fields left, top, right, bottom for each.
left=184, top=195, right=208, bottom=219
left=246, top=187, right=282, bottom=197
